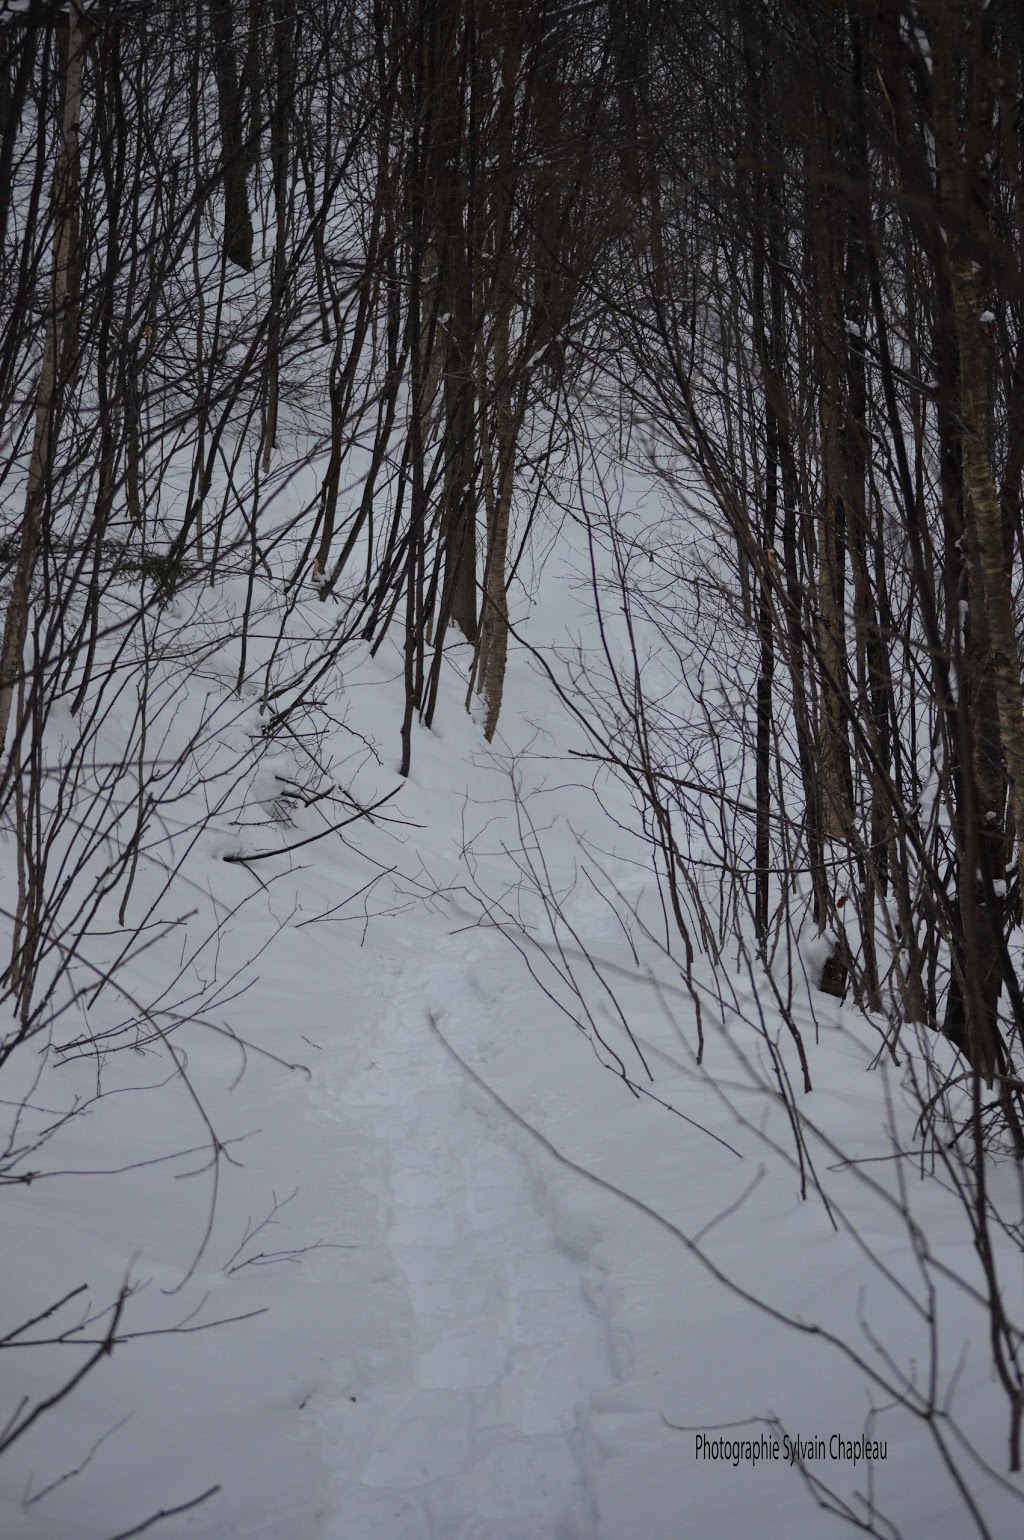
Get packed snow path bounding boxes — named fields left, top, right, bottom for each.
left=304, top=935, right=617, bottom=1540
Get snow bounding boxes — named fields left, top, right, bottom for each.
left=2, top=450, right=1023, bottom=1539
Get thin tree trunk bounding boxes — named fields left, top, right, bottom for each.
left=209, top=0, right=254, bottom=271
left=0, top=4, right=83, bottom=756
left=262, top=0, right=294, bottom=471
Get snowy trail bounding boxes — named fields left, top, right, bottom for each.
left=6, top=602, right=1021, bottom=1537
left=302, top=929, right=619, bottom=1540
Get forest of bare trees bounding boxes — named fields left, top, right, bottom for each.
left=3, top=1, right=1024, bottom=1533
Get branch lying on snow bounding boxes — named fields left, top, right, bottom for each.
left=223, top=1186, right=356, bottom=1273
left=24, top=1414, right=131, bottom=1508
left=104, top=1484, right=222, bottom=1540
left=221, top=785, right=414, bottom=863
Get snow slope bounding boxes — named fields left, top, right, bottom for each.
left=2, top=462, right=1023, bottom=1540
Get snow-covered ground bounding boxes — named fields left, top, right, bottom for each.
left=2, top=461, right=1023, bottom=1539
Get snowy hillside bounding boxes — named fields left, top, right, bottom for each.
left=1, top=489, right=1021, bottom=1538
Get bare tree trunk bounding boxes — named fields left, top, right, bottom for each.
left=477, top=285, right=514, bottom=742
left=931, top=1, right=1022, bottom=1080
left=0, top=3, right=83, bottom=756
left=262, top=0, right=294, bottom=471
left=209, top=0, right=254, bottom=271
left=813, top=231, right=853, bottom=848
left=472, top=3, right=520, bottom=740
